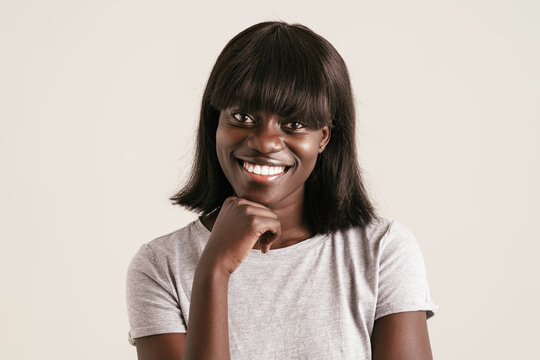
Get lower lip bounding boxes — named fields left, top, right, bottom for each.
left=241, top=166, right=287, bottom=183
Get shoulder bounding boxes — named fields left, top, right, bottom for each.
left=332, top=217, right=426, bottom=272
left=376, top=218, right=424, bottom=263
left=128, top=219, right=204, bottom=273
left=337, top=216, right=416, bottom=250
left=358, top=216, right=421, bottom=254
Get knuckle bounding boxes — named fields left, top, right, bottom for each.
left=248, top=215, right=260, bottom=227
left=241, top=205, right=252, bottom=215
left=236, top=198, right=249, bottom=205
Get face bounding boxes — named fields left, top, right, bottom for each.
left=215, top=107, right=330, bottom=208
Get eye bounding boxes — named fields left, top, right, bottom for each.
left=283, top=121, right=306, bottom=130
left=231, top=112, right=255, bottom=124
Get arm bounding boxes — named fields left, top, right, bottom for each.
left=181, top=197, right=279, bottom=358
left=132, top=260, right=231, bottom=360
left=135, top=333, right=186, bottom=360
left=182, top=257, right=231, bottom=360
left=371, top=311, right=433, bottom=360
left=133, top=197, right=280, bottom=359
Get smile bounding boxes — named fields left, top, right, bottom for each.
left=242, top=161, right=286, bottom=176
left=239, top=160, right=290, bottom=183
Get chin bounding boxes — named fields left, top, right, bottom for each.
left=235, top=190, right=278, bottom=207
left=240, top=194, right=272, bottom=206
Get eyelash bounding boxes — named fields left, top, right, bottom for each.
left=230, top=112, right=306, bottom=131
left=231, top=112, right=255, bottom=124
left=283, top=121, right=305, bottom=130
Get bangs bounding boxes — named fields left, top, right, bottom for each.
left=209, top=24, right=332, bottom=129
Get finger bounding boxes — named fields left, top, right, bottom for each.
left=235, top=197, right=272, bottom=210
left=234, top=198, right=281, bottom=221
left=222, top=196, right=239, bottom=209
left=241, top=204, right=278, bottom=219
left=258, top=219, right=281, bottom=253
left=259, top=232, right=274, bottom=254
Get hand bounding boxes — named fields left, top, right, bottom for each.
left=198, top=196, right=281, bottom=275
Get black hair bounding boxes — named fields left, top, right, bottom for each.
left=170, top=21, right=377, bottom=233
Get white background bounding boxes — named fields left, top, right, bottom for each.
left=1, top=1, right=539, bottom=359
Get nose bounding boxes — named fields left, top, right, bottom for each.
left=246, top=115, right=285, bottom=154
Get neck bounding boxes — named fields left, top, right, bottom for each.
left=264, top=199, right=312, bottom=249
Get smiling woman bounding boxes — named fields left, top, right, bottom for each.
left=126, top=21, right=437, bottom=360
left=215, top=108, right=330, bottom=226
left=170, top=22, right=376, bottom=235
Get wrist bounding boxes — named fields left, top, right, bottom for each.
left=196, top=254, right=232, bottom=280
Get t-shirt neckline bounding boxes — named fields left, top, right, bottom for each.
left=192, top=217, right=329, bottom=259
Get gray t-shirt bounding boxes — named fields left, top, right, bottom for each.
left=125, top=216, right=437, bottom=359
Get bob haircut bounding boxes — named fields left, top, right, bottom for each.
left=170, top=21, right=377, bottom=234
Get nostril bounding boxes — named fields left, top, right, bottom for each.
left=246, top=134, right=284, bottom=154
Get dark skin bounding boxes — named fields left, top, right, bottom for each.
left=213, top=108, right=330, bottom=253
left=134, top=109, right=433, bottom=359
left=135, top=312, right=433, bottom=360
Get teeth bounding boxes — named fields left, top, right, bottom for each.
left=243, top=161, right=286, bottom=176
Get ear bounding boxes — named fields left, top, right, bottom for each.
left=318, top=126, right=331, bottom=153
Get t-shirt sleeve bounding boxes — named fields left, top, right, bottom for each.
left=125, top=243, right=187, bottom=346
left=374, top=220, right=438, bottom=321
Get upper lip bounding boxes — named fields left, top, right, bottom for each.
left=236, top=156, right=293, bottom=167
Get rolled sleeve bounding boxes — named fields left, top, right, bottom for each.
left=125, top=244, right=187, bottom=346
left=374, top=221, right=438, bottom=321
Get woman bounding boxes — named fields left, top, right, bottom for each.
left=126, top=21, right=437, bottom=359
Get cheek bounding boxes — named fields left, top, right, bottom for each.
left=297, top=137, right=322, bottom=161
left=215, top=125, right=245, bottom=172
left=297, top=141, right=320, bottom=156
left=215, top=125, right=232, bottom=168
left=289, top=137, right=322, bottom=174
left=216, top=124, right=236, bottom=155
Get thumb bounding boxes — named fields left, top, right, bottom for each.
left=258, top=230, right=279, bottom=254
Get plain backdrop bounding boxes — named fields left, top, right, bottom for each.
left=1, top=1, right=539, bottom=359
